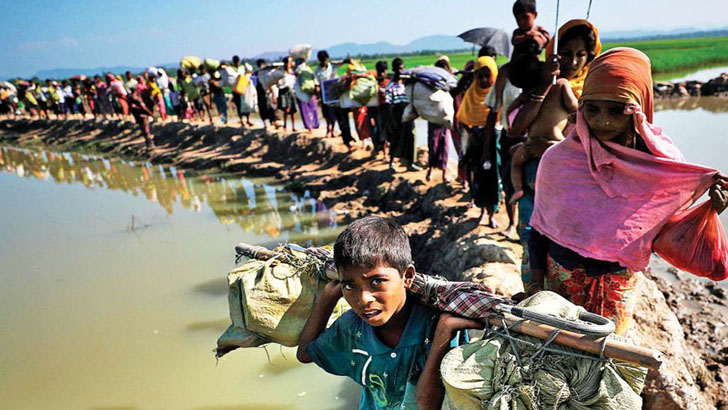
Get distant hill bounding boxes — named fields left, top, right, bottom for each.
left=253, top=34, right=474, bottom=60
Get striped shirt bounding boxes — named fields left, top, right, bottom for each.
left=384, top=81, right=408, bottom=105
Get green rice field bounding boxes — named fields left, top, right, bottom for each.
left=337, top=36, right=728, bottom=79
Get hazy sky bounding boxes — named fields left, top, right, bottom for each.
left=2, top=0, right=727, bottom=78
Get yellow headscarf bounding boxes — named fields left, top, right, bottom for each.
left=456, top=56, right=498, bottom=127
left=546, top=19, right=602, bottom=98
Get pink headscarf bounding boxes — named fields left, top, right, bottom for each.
left=530, top=48, right=719, bottom=270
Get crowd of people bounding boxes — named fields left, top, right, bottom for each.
left=297, top=1, right=728, bottom=407
left=2, top=0, right=728, bottom=407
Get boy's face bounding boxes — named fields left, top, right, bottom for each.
left=558, top=37, right=588, bottom=80
left=515, top=12, right=536, bottom=31
left=582, top=100, right=633, bottom=143
left=339, top=264, right=414, bottom=327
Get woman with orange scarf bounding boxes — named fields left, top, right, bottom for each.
left=517, top=48, right=728, bottom=335
left=456, top=56, right=500, bottom=227
left=545, top=19, right=602, bottom=98
left=509, top=19, right=601, bottom=285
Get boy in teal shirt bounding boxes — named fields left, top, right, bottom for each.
left=297, top=216, right=481, bottom=409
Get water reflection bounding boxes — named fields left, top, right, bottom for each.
left=655, top=96, right=728, bottom=113
left=0, top=145, right=339, bottom=246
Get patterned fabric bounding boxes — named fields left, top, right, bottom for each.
left=384, top=81, right=408, bottom=105
left=544, top=255, right=640, bottom=336
left=408, top=273, right=509, bottom=320
left=427, top=122, right=450, bottom=170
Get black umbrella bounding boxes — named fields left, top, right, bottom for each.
left=457, top=27, right=511, bottom=57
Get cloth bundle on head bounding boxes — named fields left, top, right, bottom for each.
left=546, top=19, right=602, bottom=98
left=405, top=66, right=458, bottom=91
left=530, top=47, right=719, bottom=271
left=456, top=56, right=498, bottom=127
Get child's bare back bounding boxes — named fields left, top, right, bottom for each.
left=522, top=78, right=576, bottom=146
left=508, top=56, right=579, bottom=203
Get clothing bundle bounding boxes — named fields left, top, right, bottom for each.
left=401, top=66, right=459, bottom=128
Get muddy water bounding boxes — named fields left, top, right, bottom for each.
left=0, top=146, right=358, bottom=409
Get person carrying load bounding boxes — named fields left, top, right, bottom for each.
left=219, top=216, right=660, bottom=409
left=296, top=216, right=480, bottom=409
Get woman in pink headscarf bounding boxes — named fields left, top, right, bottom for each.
left=128, top=76, right=154, bottom=149
left=107, top=73, right=128, bottom=118
left=518, top=48, right=727, bottom=335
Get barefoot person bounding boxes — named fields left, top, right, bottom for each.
left=386, top=58, right=417, bottom=170
left=426, top=57, right=453, bottom=183
left=456, top=56, right=500, bottom=227
left=129, top=76, right=155, bottom=149
left=517, top=48, right=728, bottom=335
left=277, top=57, right=298, bottom=132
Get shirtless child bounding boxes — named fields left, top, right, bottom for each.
left=507, top=26, right=596, bottom=204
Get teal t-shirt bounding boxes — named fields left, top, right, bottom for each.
left=307, top=302, right=439, bottom=409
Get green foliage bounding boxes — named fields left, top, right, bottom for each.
left=331, top=37, right=728, bottom=78
left=602, top=36, right=728, bottom=74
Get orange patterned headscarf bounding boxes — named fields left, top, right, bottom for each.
left=580, top=47, right=654, bottom=123
left=456, top=56, right=498, bottom=127
left=546, top=19, right=602, bottom=98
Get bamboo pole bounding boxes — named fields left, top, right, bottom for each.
left=488, top=316, right=663, bottom=370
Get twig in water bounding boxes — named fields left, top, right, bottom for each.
left=127, top=214, right=152, bottom=232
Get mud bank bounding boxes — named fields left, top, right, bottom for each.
left=655, top=72, right=728, bottom=98
left=0, top=118, right=724, bottom=409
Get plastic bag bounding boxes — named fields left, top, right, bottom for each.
left=289, top=43, right=313, bottom=61
left=180, top=56, right=202, bottom=70
left=401, top=83, right=455, bottom=128
left=349, top=75, right=378, bottom=106
left=258, top=68, right=285, bottom=90
left=233, top=74, right=250, bottom=95
left=204, top=58, right=220, bottom=72
left=296, top=64, right=317, bottom=96
left=220, top=66, right=239, bottom=87
left=653, top=201, right=728, bottom=281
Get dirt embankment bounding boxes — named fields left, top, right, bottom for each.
left=0, top=118, right=725, bottom=409
left=655, top=72, right=728, bottom=98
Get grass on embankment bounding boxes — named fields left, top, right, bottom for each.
left=338, top=36, right=728, bottom=78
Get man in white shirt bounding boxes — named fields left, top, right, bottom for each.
left=314, top=50, right=339, bottom=138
